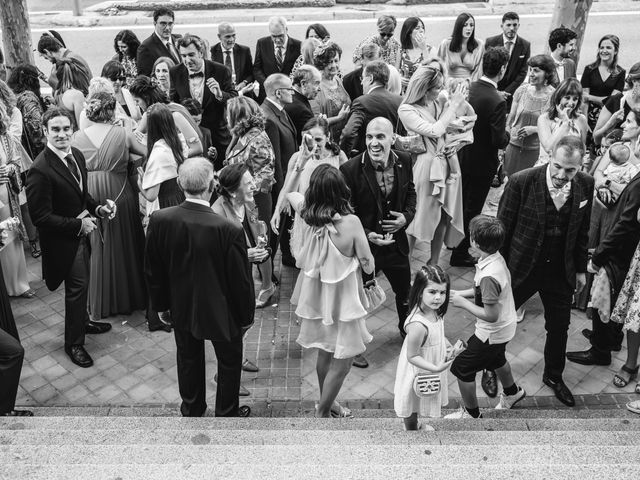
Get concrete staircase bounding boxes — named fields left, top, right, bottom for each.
left=1, top=409, right=639, bottom=479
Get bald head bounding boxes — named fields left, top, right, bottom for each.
left=218, top=22, right=236, bottom=50
left=367, top=117, right=394, bottom=134
left=366, top=117, right=395, bottom=167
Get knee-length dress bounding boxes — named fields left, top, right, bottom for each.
left=611, top=241, right=640, bottom=334
left=394, top=309, right=448, bottom=418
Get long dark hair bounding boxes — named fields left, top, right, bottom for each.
left=407, top=265, right=450, bottom=317
left=146, top=103, right=185, bottom=166
left=400, top=17, right=425, bottom=50
left=301, top=164, right=353, bottom=227
left=301, top=115, right=340, bottom=155
left=113, top=29, right=140, bottom=61
left=54, top=57, right=90, bottom=96
left=129, top=76, right=169, bottom=110
left=449, top=13, right=479, bottom=53
left=7, top=64, right=42, bottom=99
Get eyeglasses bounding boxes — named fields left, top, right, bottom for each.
left=277, top=87, right=295, bottom=94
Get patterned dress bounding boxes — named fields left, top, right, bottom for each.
left=310, top=79, right=351, bottom=143
left=352, top=35, right=401, bottom=67
left=611, top=241, right=640, bottom=333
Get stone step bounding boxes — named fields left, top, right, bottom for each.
left=2, top=428, right=639, bottom=446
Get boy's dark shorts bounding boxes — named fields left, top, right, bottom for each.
left=450, top=334, right=508, bottom=382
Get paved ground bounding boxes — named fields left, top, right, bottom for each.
left=9, top=185, right=639, bottom=412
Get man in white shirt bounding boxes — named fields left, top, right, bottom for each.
left=137, top=7, right=181, bottom=77
left=211, top=23, right=255, bottom=96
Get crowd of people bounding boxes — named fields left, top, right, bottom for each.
left=1, top=8, right=640, bottom=424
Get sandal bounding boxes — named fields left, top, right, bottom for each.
left=330, top=402, right=353, bottom=418
left=19, top=289, right=35, bottom=299
left=635, top=383, right=640, bottom=395
left=2, top=409, right=33, bottom=417
left=30, top=241, right=41, bottom=258
left=613, top=365, right=639, bottom=388
left=255, top=284, right=277, bottom=309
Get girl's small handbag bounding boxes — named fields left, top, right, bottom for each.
left=412, top=372, right=441, bottom=397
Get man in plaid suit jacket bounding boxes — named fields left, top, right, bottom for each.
left=496, top=136, right=593, bottom=407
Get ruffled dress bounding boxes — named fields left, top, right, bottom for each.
left=292, top=217, right=372, bottom=359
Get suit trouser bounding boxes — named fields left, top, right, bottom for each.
left=174, top=328, right=243, bottom=417
left=64, top=238, right=90, bottom=347
left=375, top=248, right=411, bottom=332
left=0, top=328, right=24, bottom=414
left=591, top=309, right=624, bottom=353
left=452, top=173, right=494, bottom=258
left=513, top=263, right=573, bottom=382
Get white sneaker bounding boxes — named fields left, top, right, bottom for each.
left=444, top=406, right=482, bottom=419
left=495, top=387, right=526, bottom=410
left=516, top=307, right=526, bottom=323
left=627, top=400, right=640, bottom=415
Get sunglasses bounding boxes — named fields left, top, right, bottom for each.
left=110, top=76, right=126, bottom=82
left=379, top=32, right=394, bottom=38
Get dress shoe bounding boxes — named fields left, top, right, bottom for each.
left=352, top=354, right=369, bottom=368
left=148, top=323, right=172, bottom=333
left=581, top=329, right=621, bottom=352
left=239, top=385, right=250, bottom=396
left=256, top=284, right=277, bottom=309
left=85, top=321, right=112, bottom=335
left=281, top=255, right=297, bottom=268
left=236, top=405, right=251, bottom=417
left=449, top=253, right=477, bottom=268
left=242, top=359, right=259, bottom=372
left=65, top=345, right=94, bottom=368
left=481, top=369, right=498, bottom=398
left=566, top=348, right=611, bottom=366
left=542, top=375, right=575, bottom=407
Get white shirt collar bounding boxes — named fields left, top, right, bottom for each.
left=156, top=32, right=172, bottom=46
left=480, top=76, right=498, bottom=89
left=47, top=142, right=71, bottom=161
left=476, top=251, right=502, bottom=271
left=502, top=34, right=517, bottom=45
left=274, top=38, right=288, bottom=51
left=185, top=198, right=211, bottom=207
left=188, top=62, right=205, bottom=76
left=266, top=97, right=283, bottom=111
left=546, top=164, right=572, bottom=194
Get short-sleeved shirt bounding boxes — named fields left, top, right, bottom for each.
left=474, top=276, right=501, bottom=307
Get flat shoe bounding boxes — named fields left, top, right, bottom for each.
left=237, top=405, right=251, bottom=417
left=86, top=320, right=112, bottom=335
left=2, top=409, right=33, bottom=417
left=242, top=359, right=259, bottom=372
left=543, top=375, right=575, bottom=407
left=330, top=402, right=353, bottom=418
left=352, top=354, right=369, bottom=368
left=65, top=345, right=94, bottom=368
left=239, top=385, right=250, bottom=396
left=148, top=323, right=172, bottom=333
left=481, top=369, right=498, bottom=398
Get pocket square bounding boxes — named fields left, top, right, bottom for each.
left=579, top=200, right=588, bottom=208
left=519, top=55, right=525, bottom=58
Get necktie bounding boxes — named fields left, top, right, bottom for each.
left=276, top=47, right=283, bottom=71
left=65, top=154, right=80, bottom=184
left=167, top=42, right=179, bottom=63
left=189, top=72, right=204, bottom=79
left=549, top=182, right=571, bottom=210
left=224, top=51, right=233, bottom=71
left=505, top=41, right=514, bottom=57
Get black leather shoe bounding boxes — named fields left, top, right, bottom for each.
left=352, top=354, right=369, bottom=368
left=86, top=321, right=112, bottom=335
left=481, top=369, right=498, bottom=398
left=542, top=375, right=575, bottom=407
left=566, top=348, right=611, bottom=366
left=65, top=345, right=94, bottom=368
left=148, top=323, right=172, bottom=333
left=242, top=359, right=259, bottom=372
left=449, top=253, right=477, bottom=268
left=581, top=329, right=621, bottom=352
left=2, top=409, right=33, bottom=417
left=237, top=405, right=251, bottom=417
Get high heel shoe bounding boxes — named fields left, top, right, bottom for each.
left=613, top=365, right=639, bottom=388
left=256, top=284, right=277, bottom=308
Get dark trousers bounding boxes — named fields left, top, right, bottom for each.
left=452, top=173, right=493, bottom=258
left=269, top=188, right=293, bottom=262
left=0, top=328, right=24, bottom=414
left=591, top=309, right=624, bottom=353
left=64, top=238, right=90, bottom=347
left=173, top=328, right=243, bottom=417
left=375, top=248, right=411, bottom=331
left=513, top=263, right=573, bottom=382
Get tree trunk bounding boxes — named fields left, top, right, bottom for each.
left=549, top=0, right=594, bottom=68
left=0, top=0, right=35, bottom=71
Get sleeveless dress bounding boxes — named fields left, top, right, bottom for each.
left=394, top=309, right=448, bottom=418
left=73, top=126, right=147, bottom=319
left=536, top=116, right=583, bottom=166
left=291, top=217, right=372, bottom=359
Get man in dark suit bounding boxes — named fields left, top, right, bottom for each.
left=145, top=158, right=254, bottom=417
left=485, top=12, right=530, bottom=109
left=340, top=60, right=402, bottom=157
left=262, top=73, right=298, bottom=268
left=567, top=172, right=640, bottom=366
left=170, top=34, right=237, bottom=171
left=285, top=65, right=321, bottom=146
left=341, top=117, right=416, bottom=368
left=210, top=23, right=254, bottom=95
left=497, top=136, right=593, bottom=407
left=450, top=47, right=511, bottom=267
left=342, top=43, right=380, bottom=102
left=26, top=108, right=115, bottom=368
left=253, top=16, right=302, bottom=103
left=549, top=27, right=577, bottom=86
left=136, top=7, right=181, bottom=77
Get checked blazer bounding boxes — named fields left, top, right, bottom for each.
left=497, top=165, right=594, bottom=289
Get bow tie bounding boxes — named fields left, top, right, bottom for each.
left=549, top=182, right=571, bottom=200
left=189, top=72, right=204, bottom=79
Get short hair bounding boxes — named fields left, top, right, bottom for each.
left=152, top=56, right=176, bottom=74
left=377, top=15, right=397, bottom=31
left=386, top=65, right=402, bottom=95
left=178, top=157, right=214, bottom=195
left=177, top=34, right=205, bottom=54
left=407, top=265, right=450, bottom=317
left=553, top=135, right=585, bottom=159
left=217, top=162, right=249, bottom=200
left=292, top=65, right=321, bottom=86
left=37, top=33, right=63, bottom=54
left=181, top=98, right=203, bottom=116
left=364, top=60, right=390, bottom=87
left=360, top=43, right=380, bottom=62
left=400, top=17, right=425, bottom=50
left=153, top=7, right=174, bottom=22
left=300, top=38, right=322, bottom=66
left=264, top=73, right=291, bottom=97
left=301, top=164, right=353, bottom=227
left=482, top=46, right=509, bottom=77
left=548, top=27, right=577, bottom=51
left=306, top=23, right=330, bottom=40
left=269, top=16, right=287, bottom=31
left=85, top=91, right=116, bottom=123
left=313, top=41, right=342, bottom=71
left=502, top=12, right=519, bottom=23
left=527, top=54, right=557, bottom=85
left=101, top=60, right=125, bottom=81
left=609, top=143, right=631, bottom=164
left=88, top=76, right=115, bottom=97
left=469, top=215, right=505, bottom=255
left=42, top=106, right=74, bottom=129
left=226, top=96, right=265, bottom=137
left=450, top=13, right=479, bottom=53
left=547, top=78, right=583, bottom=120
left=402, top=64, right=444, bottom=106
left=113, top=30, right=140, bottom=61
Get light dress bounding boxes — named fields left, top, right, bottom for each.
left=292, top=216, right=372, bottom=359
left=610, top=242, right=640, bottom=333
left=536, top=116, right=583, bottom=166
left=394, top=308, right=448, bottom=418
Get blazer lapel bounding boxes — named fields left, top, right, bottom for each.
left=533, top=168, right=547, bottom=229
left=47, top=148, right=82, bottom=198
left=202, top=61, right=213, bottom=108
left=278, top=108, right=296, bottom=137
left=361, top=153, right=385, bottom=218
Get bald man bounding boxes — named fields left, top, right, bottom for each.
left=340, top=118, right=416, bottom=366
left=210, top=22, right=254, bottom=94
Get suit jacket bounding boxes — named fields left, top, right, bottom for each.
left=561, top=58, right=577, bottom=82
left=144, top=201, right=254, bottom=341
left=170, top=60, right=237, bottom=149
left=343, top=66, right=364, bottom=102
left=26, top=146, right=100, bottom=290
left=211, top=196, right=262, bottom=250
left=340, top=150, right=416, bottom=257
left=283, top=90, right=314, bottom=147
left=498, top=166, right=593, bottom=289
left=485, top=35, right=530, bottom=95
left=261, top=99, right=297, bottom=188
left=339, top=87, right=403, bottom=156
left=211, top=42, right=254, bottom=86
left=592, top=172, right=640, bottom=293
left=253, top=36, right=301, bottom=101
left=136, top=33, right=181, bottom=77
left=458, top=79, right=510, bottom=177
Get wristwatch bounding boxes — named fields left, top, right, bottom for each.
left=604, top=179, right=611, bottom=188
